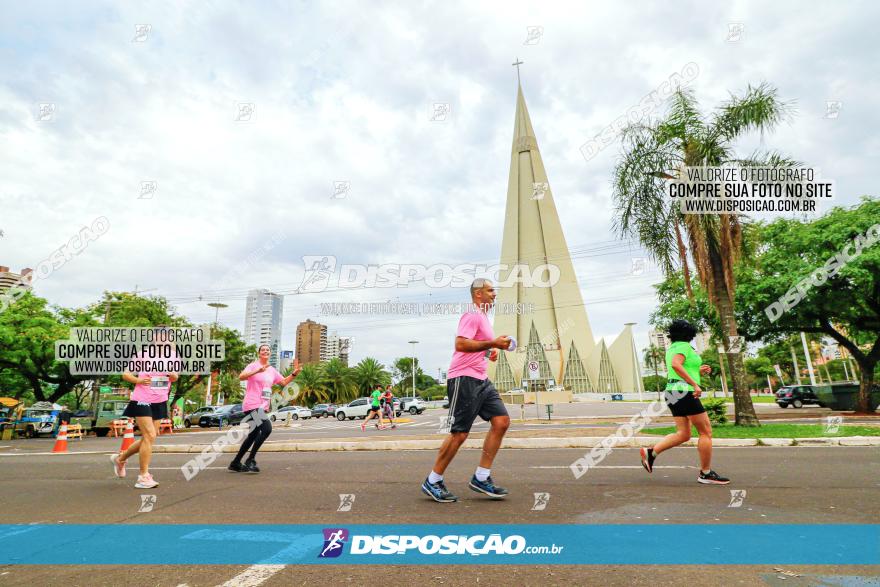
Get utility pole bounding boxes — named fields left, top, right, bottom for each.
left=408, top=340, right=419, bottom=400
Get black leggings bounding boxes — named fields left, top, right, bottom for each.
left=233, top=419, right=272, bottom=463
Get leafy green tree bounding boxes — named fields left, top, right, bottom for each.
left=352, top=357, right=391, bottom=394
left=393, top=357, right=423, bottom=394
left=642, top=375, right=666, bottom=394
left=0, top=291, right=91, bottom=403
left=735, top=197, right=880, bottom=412
left=613, top=84, right=795, bottom=425
left=745, top=356, right=775, bottom=390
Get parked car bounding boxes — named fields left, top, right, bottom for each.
left=335, top=397, right=372, bottom=420
left=399, top=397, right=426, bottom=415
left=199, top=404, right=246, bottom=427
left=310, top=404, right=333, bottom=418
left=775, top=385, right=822, bottom=409
left=269, top=405, right=312, bottom=422
left=184, top=406, right=220, bottom=428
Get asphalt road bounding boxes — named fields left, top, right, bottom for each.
left=1, top=402, right=857, bottom=453
left=1, top=446, right=878, bottom=585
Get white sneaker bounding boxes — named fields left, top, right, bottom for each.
left=111, top=454, right=126, bottom=478
left=135, top=474, right=159, bottom=488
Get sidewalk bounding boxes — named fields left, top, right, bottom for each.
left=152, top=428, right=880, bottom=453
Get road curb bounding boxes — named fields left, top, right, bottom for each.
left=151, top=435, right=880, bottom=453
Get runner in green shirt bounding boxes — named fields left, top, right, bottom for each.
left=640, top=319, right=730, bottom=485
left=362, top=385, right=385, bottom=431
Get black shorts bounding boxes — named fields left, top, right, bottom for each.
left=369, top=406, right=380, bottom=413
left=446, top=376, right=508, bottom=433
left=664, top=391, right=706, bottom=417
left=122, top=400, right=169, bottom=420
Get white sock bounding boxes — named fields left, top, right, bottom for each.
left=475, top=466, right=490, bottom=482
left=428, top=471, right=443, bottom=484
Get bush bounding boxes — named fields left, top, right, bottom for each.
left=702, top=397, right=728, bottom=425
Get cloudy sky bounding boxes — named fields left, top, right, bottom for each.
left=1, top=1, right=877, bottom=378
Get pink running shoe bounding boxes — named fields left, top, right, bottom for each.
left=135, top=473, right=159, bottom=489
left=111, top=453, right=126, bottom=478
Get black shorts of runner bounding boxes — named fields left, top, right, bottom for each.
left=446, top=376, right=508, bottom=433
left=122, top=400, right=169, bottom=420
left=664, top=390, right=706, bottom=417
left=369, top=405, right=380, bottom=413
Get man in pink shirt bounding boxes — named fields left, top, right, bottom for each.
left=422, top=278, right=513, bottom=503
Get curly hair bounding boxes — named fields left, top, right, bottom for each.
left=667, top=319, right=697, bottom=343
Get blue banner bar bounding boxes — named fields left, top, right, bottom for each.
left=0, top=524, right=876, bottom=565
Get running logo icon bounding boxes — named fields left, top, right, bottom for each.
left=824, top=415, right=842, bottom=434
left=728, top=490, right=746, bottom=508
left=337, top=494, right=355, bottom=512
left=319, top=528, right=349, bottom=558
left=298, top=255, right=337, bottom=293
left=532, top=492, right=550, bottom=511
left=138, top=495, right=157, bottom=513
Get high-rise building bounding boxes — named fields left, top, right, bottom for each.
left=0, top=266, right=33, bottom=292
left=488, top=82, right=641, bottom=394
left=243, top=289, right=283, bottom=368
left=279, top=350, right=295, bottom=373
left=322, top=331, right=351, bottom=366
left=296, top=319, right=326, bottom=364
left=647, top=329, right=671, bottom=353
left=694, top=330, right=713, bottom=354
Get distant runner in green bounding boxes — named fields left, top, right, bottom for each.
left=362, top=385, right=385, bottom=431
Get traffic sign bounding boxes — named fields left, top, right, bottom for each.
left=527, top=361, right=540, bottom=380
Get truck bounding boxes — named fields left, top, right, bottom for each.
left=91, top=398, right=131, bottom=436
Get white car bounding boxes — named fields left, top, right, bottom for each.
left=334, top=397, right=373, bottom=420
left=269, top=405, right=312, bottom=422
left=399, top=397, right=426, bottom=415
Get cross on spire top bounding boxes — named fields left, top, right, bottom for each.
left=512, top=58, right=523, bottom=84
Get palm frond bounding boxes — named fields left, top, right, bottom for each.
left=710, top=82, right=796, bottom=142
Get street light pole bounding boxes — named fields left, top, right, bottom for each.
left=408, top=340, right=419, bottom=400
left=206, top=303, right=228, bottom=405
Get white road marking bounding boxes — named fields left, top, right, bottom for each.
left=530, top=465, right=697, bottom=469
left=0, top=450, right=115, bottom=457
left=217, top=564, right=285, bottom=587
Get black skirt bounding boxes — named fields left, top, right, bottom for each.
left=122, top=400, right=169, bottom=420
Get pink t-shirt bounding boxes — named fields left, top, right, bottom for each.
left=128, top=351, right=177, bottom=404
left=447, top=310, right=495, bottom=380
left=242, top=361, right=285, bottom=411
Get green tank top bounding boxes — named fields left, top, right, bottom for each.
left=371, top=389, right=381, bottom=407
left=665, top=341, right=701, bottom=390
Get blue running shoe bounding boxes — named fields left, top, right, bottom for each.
left=421, top=477, right=458, bottom=503
left=468, top=475, right=509, bottom=499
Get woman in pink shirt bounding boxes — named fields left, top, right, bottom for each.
left=229, top=344, right=301, bottom=473
left=111, top=334, right=179, bottom=489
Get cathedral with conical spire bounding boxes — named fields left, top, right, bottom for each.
left=488, top=76, right=642, bottom=395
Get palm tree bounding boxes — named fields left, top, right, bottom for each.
left=285, top=363, right=330, bottom=406
left=352, top=357, right=391, bottom=394
left=643, top=345, right=665, bottom=391
left=323, top=358, right=357, bottom=404
left=614, top=83, right=796, bottom=426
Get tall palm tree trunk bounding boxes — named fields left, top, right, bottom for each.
left=709, top=246, right=759, bottom=426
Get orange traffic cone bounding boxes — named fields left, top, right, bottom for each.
left=52, top=423, right=69, bottom=453
left=118, top=419, right=135, bottom=453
